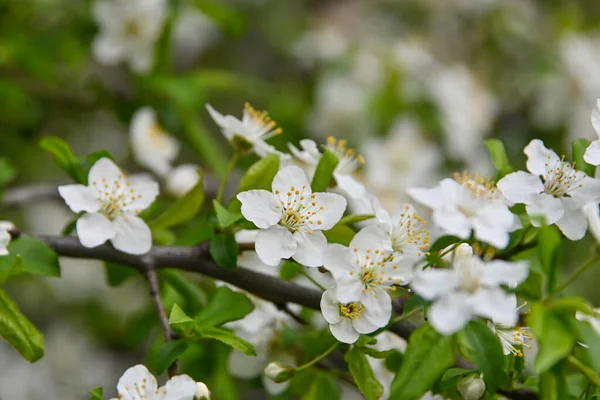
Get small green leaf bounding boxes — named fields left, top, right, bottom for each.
left=572, top=138, right=596, bottom=177
left=39, top=137, right=86, bottom=183
left=0, top=158, right=16, bottom=187
left=280, top=260, right=302, bottom=280
left=104, top=262, right=138, bottom=287
left=345, top=346, right=384, bottom=400
left=0, top=288, right=44, bottom=362
left=89, top=387, right=104, bottom=400
left=195, top=286, right=254, bottom=327
left=209, top=234, right=238, bottom=270
left=2, top=237, right=61, bottom=277
left=0, top=255, right=24, bottom=285
left=197, top=326, right=256, bottom=355
left=155, top=340, right=189, bottom=375
left=576, top=320, right=600, bottom=376
left=485, top=139, right=513, bottom=178
left=323, top=225, right=356, bottom=246
left=193, top=0, right=247, bottom=36
left=152, top=170, right=205, bottom=229
left=303, top=372, right=341, bottom=400
left=391, top=324, right=458, bottom=400
left=311, top=150, right=339, bottom=193
left=213, top=200, right=242, bottom=229
left=238, top=153, right=280, bottom=193
left=337, top=214, right=375, bottom=226
left=537, top=225, right=562, bottom=293
left=168, top=304, right=196, bottom=334
left=458, top=320, right=505, bottom=393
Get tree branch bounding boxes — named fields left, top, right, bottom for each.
left=1, top=184, right=62, bottom=208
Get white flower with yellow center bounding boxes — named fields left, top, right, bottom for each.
left=323, top=225, right=414, bottom=307
left=408, top=173, right=519, bottom=249
left=411, top=244, right=529, bottom=335
left=489, top=322, right=532, bottom=357
left=108, top=364, right=202, bottom=400
left=0, top=221, right=14, bottom=256
left=92, top=0, right=166, bottom=73
left=237, top=165, right=346, bottom=267
left=288, top=137, right=366, bottom=198
left=206, top=103, right=288, bottom=159
left=130, top=107, right=180, bottom=177
left=498, top=139, right=600, bottom=240
left=320, top=285, right=391, bottom=344
left=58, top=158, right=159, bottom=255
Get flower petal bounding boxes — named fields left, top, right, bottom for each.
left=88, top=157, right=124, bottom=186
left=349, top=224, right=390, bottom=253
left=524, top=139, right=560, bottom=176
left=237, top=190, right=281, bottom=229
left=117, top=365, right=158, bottom=400
left=584, top=140, right=600, bottom=166
left=429, top=293, right=474, bottom=335
left=407, top=180, right=450, bottom=210
left=411, top=268, right=460, bottom=300
left=320, top=288, right=342, bottom=324
left=0, top=229, right=10, bottom=256
left=123, top=179, right=160, bottom=212
left=255, top=225, right=296, bottom=266
left=323, top=243, right=356, bottom=278
left=433, top=207, right=472, bottom=239
left=585, top=202, right=600, bottom=243
left=292, top=230, right=327, bottom=267
left=58, top=184, right=101, bottom=213
left=556, top=197, right=589, bottom=240
left=159, top=375, right=198, bottom=400
left=571, top=173, right=600, bottom=204
left=526, top=193, right=564, bottom=226
left=272, top=165, right=312, bottom=199
left=592, top=100, right=600, bottom=137
left=92, top=34, right=124, bottom=65
left=111, top=215, right=153, bottom=255
left=308, top=192, right=347, bottom=230
left=472, top=204, right=515, bottom=249
left=335, top=173, right=366, bottom=198
left=76, top=213, right=115, bottom=248
left=497, top=171, right=544, bottom=204
left=472, top=288, right=518, bottom=326
left=330, top=318, right=360, bottom=344
left=334, top=274, right=364, bottom=303
left=481, top=260, right=529, bottom=288
left=228, top=349, right=267, bottom=379
left=356, top=288, right=392, bottom=331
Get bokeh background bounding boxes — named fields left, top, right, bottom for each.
left=1, top=0, right=600, bottom=398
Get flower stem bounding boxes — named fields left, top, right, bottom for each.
left=299, top=269, right=327, bottom=291
left=216, top=152, right=239, bottom=204
left=552, top=256, right=599, bottom=296
left=568, top=355, right=600, bottom=386
left=390, top=307, right=422, bottom=325
left=296, top=342, right=339, bottom=372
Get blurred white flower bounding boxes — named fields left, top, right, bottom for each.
left=172, top=6, right=219, bottom=68
left=237, top=165, right=346, bottom=267
left=130, top=107, right=180, bottom=177
left=108, top=364, right=198, bottom=400
left=166, top=164, right=201, bottom=197
left=58, top=158, right=158, bottom=255
left=576, top=308, right=600, bottom=336
left=92, top=0, right=167, bottom=73
left=320, top=285, right=391, bottom=344
left=195, top=382, right=211, bottom=399
left=411, top=244, right=529, bottom=334
left=0, top=221, right=14, bottom=256
left=498, top=139, right=600, bottom=240
left=584, top=98, right=600, bottom=165
left=409, top=172, right=518, bottom=249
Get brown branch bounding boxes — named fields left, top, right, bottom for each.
left=1, top=184, right=62, bottom=208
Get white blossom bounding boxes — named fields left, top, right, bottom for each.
left=408, top=172, right=519, bottom=249
left=92, top=0, right=166, bottom=73
left=576, top=308, right=600, bottom=336
left=411, top=244, right=529, bottom=335
left=58, top=158, right=158, bottom=255
left=489, top=321, right=531, bottom=357
left=320, top=285, right=391, bottom=344
left=130, top=107, right=180, bottom=177
left=165, top=164, right=201, bottom=197
left=457, top=374, right=486, bottom=400
left=0, top=221, right=14, bottom=256
left=237, top=165, right=346, bottom=267
left=195, top=382, right=211, bottom=399
left=584, top=99, right=600, bottom=165
left=498, top=139, right=600, bottom=240
left=108, top=364, right=199, bottom=400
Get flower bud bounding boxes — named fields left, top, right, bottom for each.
left=457, top=374, right=485, bottom=400
left=264, top=362, right=295, bottom=383
left=195, top=382, right=211, bottom=399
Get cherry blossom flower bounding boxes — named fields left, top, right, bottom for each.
left=288, top=137, right=366, bottom=198
left=411, top=244, right=529, bottom=335
left=58, top=158, right=159, bottom=255
left=165, top=164, right=201, bottom=197
left=320, top=285, right=391, bottom=343
left=108, top=364, right=201, bottom=400
left=206, top=103, right=286, bottom=158
left=408, top=172, right=519, bottom=249
left=584, top=99, right=600, bottom=165
left=237, top=165, right=346, bottom=267
left=0, top=221, right=14, bottom=256
left=497, top=139, right=600, bottom=240
left=489, top=322, right=531, bottom=357
left=92, top=0, right=166, bottom=73
left=130, top=107, right=180, bottom=177
left=323, top=224, right=414, bottom=306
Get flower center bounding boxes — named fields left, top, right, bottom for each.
left=326, top=136, right=365, bottom=175
left=496, top=325, right=532, bottom=357
left=391, top=205, right=431, bottom=257
left=123, top=18, right=142, bottom=38
left=543, top=155, right=583, bottom=197
left=454, top=172, right=501, bottom=216
left=148, top=122, right=169, bottom=145
left=92, top=175, right=142, bottom=220
left=244, top=102, right=282, bottom=140
left=276, top=186, right=323, bottom=233
left=339, top=302, right=365, bottom=320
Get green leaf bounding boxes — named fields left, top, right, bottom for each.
left=213, top=200, right=242, bottom=229
left=323, top=225, right=356, bottom=246
left=311, top=150, right=339, bottom=193
left=1, top=237, right=61, bottom=277
left=484, top=139, right=513, bottom=178
left=209, top=234, right=238, bottom=270
left=168, top=304, right=196, bottom=334
left=238, top=153, right=280, bottom=193
left=0, top=254, right=24, bottom=285
left=195, top=286, right=254, bottom=327
left=572, top=138, right=596, bottom=177
left=303, top=372, right=340, bottom=400
left=104, top=262, right=138, bottom=287
left=337, top=214, right=375, bottom=226
left=89, top=387, right=104, bottom=400
left=193, top=0, right=246, bottom=36
left=155, top=340, right=189, bottom=375
left=152, top=170, right=205, bottom=229
left=458, top=320, right=505, bottom=393
left=576, top=320, right=600, bottom=376
left=540, top=362, right=568, bottom=400
left=391, top=324, right=458, bottom=400
left=197, top=326, right=256, bottom=355
left=345, top=346, right=384, bottom=400
left=39, top=136, right=86, bottom=183
left=537, top=225, right=562, bottom=293
left=0, top=158, right=17, bottom=187
left=0, top=288, right=44, bottom=362
left=160, top=270, right=207, bottom=311
left=527, top=303, right=575, bottom=373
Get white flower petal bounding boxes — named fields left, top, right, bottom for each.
left=123, top=179, right=160, bottom=211
left=324, top=244, right=356, bottom=278
left=117, top=365, right=158, bottom=400
left=205, top=104, right=228, bottom=129
left=335, top=173, right=366, bottom=198
left=411, top=268, right=460, bottom=300
left=524, top=139, right=560, bottom=176
left=429, top=293, right=474, bottom=335
left=292, top=230, right=327, bottom=267
left=408, top=179, right=457, bottom=210
left=357, top=288, right=392, bottom=331
left=262, top=374, right=290, bottom=396
left=372, top=196, right=392, bottom=228
left=255, top=225, right=296, bottom=266
left=228, top=349, right=267, bottom=379
left=481, top=260, right=529, bottom=288
left=472, top=205, right=515, bottom=249
left=320, top=288, right=342, bottom=324
left=526, top=193, right=564, bottom=226
left=89, top=157, right=124, bottom=186
left=381, top=259, right=415, bottom=285
left=128, top=46, right=154, bottom=74
left=309, top=192, right=347, bottom=230
left=165, top=164, right=201, bottom=198
left=58, top=184, right=101, bottom=213
left=497, top=171, right=544, bottom=204
left=571, top=173, right=600, bottom=204
left=592, top=102, right=600, bottom=137
left=330, top=318, right=360, bottom=344
left=237, top=190, right=281, bottom=229
left=584, top=140, right=600, bottom=166
left=585, top=202, right=600, bottom=243
left=159, top=375, right=198, bottom=400
left=433, top=207, right=472, bottom=239
left=0, top=229, right=10, bottom=256
left=472, top=287, right=518, bottom=326
left=556, top=198, right=589, bottom=240
left=334, top=275, right=364, bottom=303
left=272, top=165, right=312, bottom=199
left=111, top=215, right=153, bottom=255
left=76, top=213, right=116, bottom=248
left=92, top=34, right=124, bottom=65
left=349, top=224, right=390, bottom=253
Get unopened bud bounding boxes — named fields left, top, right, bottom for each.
left=195, top=382, right=211, bottom=399
left=454, top=243, right=474, bottom=261
left=457, top=374, right=485, bottom=400
left=264, top=362, right=295, bottom=383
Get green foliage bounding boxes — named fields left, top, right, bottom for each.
left=303, top=372, right=341, bottom=400
left=540, top=362, right=568, bottom=400
left=213, top=200, right=242, bottom=229
left=391, top=324, right=458, bottom=400
left=0, top=288, right=44, bottom=362
left=336, top=214, right=375, bottom=226
left=0, top=158, right=17, bottom=187
left=104, top=262, right=138, bottom=287
left=193, top=0, right=247, bottom=36
left=152, top=170, right=205, bottom=229
left=572, top=138, right=596, bottom=177
left=345, top=346, right=384, bottom=400
left=0, top=237, right=60, bottom=277
left=89, top=387, right=104, bottom=400
left=194, top=286, right=254, bottom=327
left=485, top=139, right=513, bottom=178
left=155, top=340, right=189, bottom=375
left=39, top=137, right=87, bottom=183
left=0, top=255, right=24, bottom=284
left=537, top=225, right=562, bottom=293
left=238, top=153, right=281, bottom=193
left=323, top=225, right=356, bottom=246
left=209, top=233, right=238, bottom=269
left=311, top=149, right=339, bottom=192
